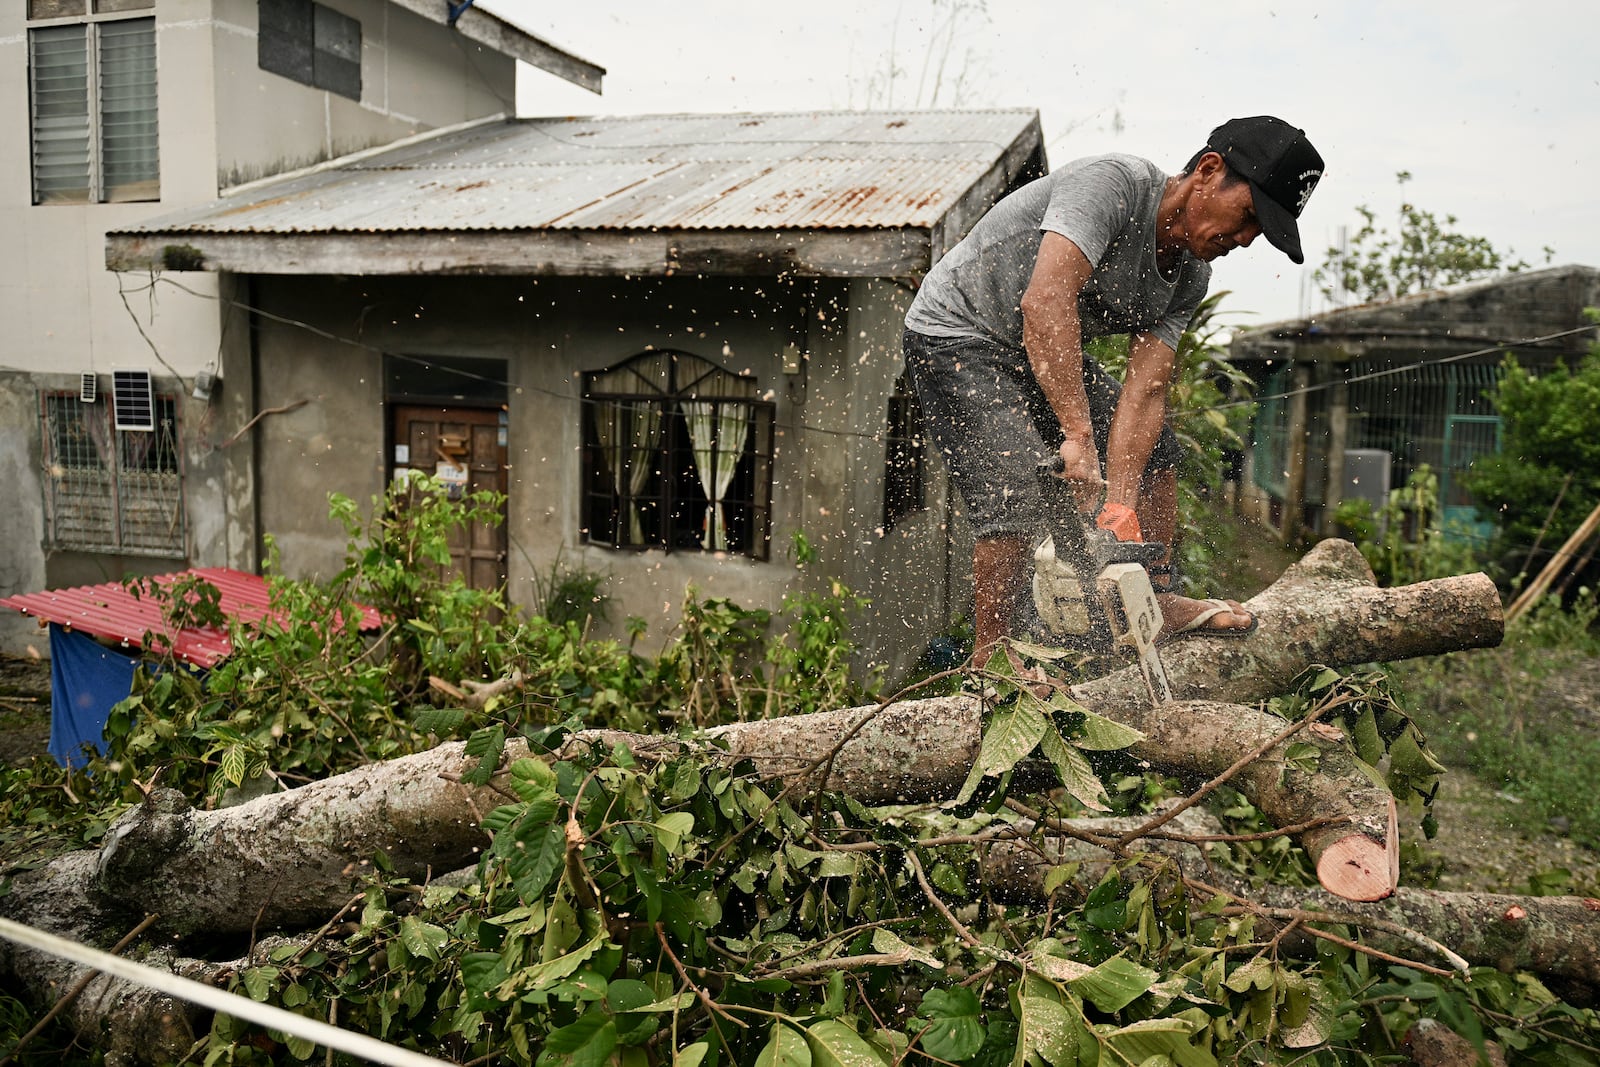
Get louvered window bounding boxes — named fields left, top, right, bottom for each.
left=41, top=390, right=185, bottom=557
left=27, top=3, right=158, bottom=205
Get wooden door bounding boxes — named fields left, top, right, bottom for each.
left=390, top=405, right=508, bottom=591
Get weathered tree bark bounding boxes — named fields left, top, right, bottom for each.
left=568, top=540, right=1498, bottom=900
left=89, top=738, right=530, bottom=936
left=982, top=826, right=1600, bottom=987
left=0, top=852, right=200, bottom=1067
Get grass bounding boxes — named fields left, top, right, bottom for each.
left=1387, top=591, right=1600, bottom=848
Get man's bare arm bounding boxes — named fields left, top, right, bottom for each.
left=1020, top=232, right=1100, bottom=496
left=1104, top=330, right=1178, bottom=512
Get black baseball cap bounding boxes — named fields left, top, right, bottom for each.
left=1206, top=116, right=1324, bottom=264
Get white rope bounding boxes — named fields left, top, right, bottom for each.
left=0, top=916, right=456, bottom=1067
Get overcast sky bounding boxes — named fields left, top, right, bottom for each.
left=491, top=0, right=1597, bottom=330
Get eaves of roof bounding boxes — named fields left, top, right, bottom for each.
left=105, top=109, right=1046, bottom=280
left=392, top=0, right=604, bottom=93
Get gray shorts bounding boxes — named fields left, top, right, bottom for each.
left=903, top=327, right=1182, bottom=539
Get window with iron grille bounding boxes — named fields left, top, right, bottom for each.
left=41, top=390, right=185, bottom=557
left=27, top=0, right=158, bottom=205
left=883, top=377, right=926, bottom=531
left=258, top=0, right=362, bottom=101
left=581, top=351, right=775, bottom=560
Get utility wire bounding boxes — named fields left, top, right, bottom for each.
left=1212, top=322, right=1600, bottom=412
left=129, top=273, right=1600, bottom=429
left=34, top=273, right=1600, bottom=566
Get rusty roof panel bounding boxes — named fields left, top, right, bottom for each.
left=0, top=568, right=382, bottom=668
left=114, top=109, right=1040, bottom=238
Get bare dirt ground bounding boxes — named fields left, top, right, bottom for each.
left=0, top=652, right=52, bottom=768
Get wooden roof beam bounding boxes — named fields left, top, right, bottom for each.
left=105, top=228, right=934, bottom=279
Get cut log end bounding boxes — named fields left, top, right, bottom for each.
left=1316, top=834, right=1399, bottom=902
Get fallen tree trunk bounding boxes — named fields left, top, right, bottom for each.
left=0, top=540, right=1508, bottom=1055
left=14, top=540, right=1493, bottom=938
left=90, top=738, right=529, bottom=936
left=568, top=540, right=1495, bottom=899
left=982, top=826, right=1600, bottom=987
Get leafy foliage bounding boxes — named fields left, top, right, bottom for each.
left=1333, top=465, right=1480, bottom=587
left=7, top=475, right=1600, bottom=1065
left=1313, top=171, right=1551, bottom=305
left=1466, top=343, right=1600, bottom=594
left=167, top=658, right=1600, bottom=1065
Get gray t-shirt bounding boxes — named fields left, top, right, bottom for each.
left=905, top=153, right=1211, bottom=351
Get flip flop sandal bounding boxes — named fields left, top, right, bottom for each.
left=1164, top=598, right=1258, bottom=642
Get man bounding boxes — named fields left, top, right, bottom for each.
left=903, top=115, right=1324, bottom=658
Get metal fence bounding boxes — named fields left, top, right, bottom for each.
left=1347, top=361, right=1503, bottom=540
left=1249, top=361, right=1506, bottom=543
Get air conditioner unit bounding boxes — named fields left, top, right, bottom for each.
left=1342, top=449, right=1392, bottom=509
left=113, top=369, right=156, bottom=431
left=79, top=373, right=97, bottom=404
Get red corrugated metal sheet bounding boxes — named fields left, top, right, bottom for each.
left=0, top=568, right=382, bottom=668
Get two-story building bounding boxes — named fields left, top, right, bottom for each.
left=2, top=0, right=597, bottom=647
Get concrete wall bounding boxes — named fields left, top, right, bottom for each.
left=240, top=273, right=952, bottom=681
left=210, top=0, right=515, bottom=188
left=1, top=0, right=223, bottom=381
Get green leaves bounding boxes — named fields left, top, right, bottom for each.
left=755, top=1023, right=812, bottom=1067
left=399, top=915, right=449, bottom=962
left=918, top=987, right=985, bottom=1061
left=956, top=699, right=1050, bottom=806
left=805, top=1020, right=886, bottom=1067
left=462, top=724, right=507, bottom=786
left=956, top=653, right=1142, bottom=811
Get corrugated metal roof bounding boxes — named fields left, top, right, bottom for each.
left=0, top=568, right=382, bottom=668
left=112, top=110, right=1040, bottom=238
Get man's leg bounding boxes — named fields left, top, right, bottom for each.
left=973, top=534, right=1032, bottom=659
left=1137, top=467, right=1252, bottom=635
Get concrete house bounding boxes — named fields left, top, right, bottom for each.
left=1229, top=265, right=1600, bottom=543
left=57, top=103, right=1046, bottom=679
left=1, top=0, right=602, bottom=656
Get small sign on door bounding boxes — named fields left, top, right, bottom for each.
left=435, top=460, right=468, bottom=499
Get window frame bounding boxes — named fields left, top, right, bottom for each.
left=258, top=0, right=363, bottom=101
left=39, top=389, right=187, bottom=558
left=581, top=351, right=776, bottom=561
left=26, top=2, right=159, bottom=205
left=882, top=376, right=927, bottom=532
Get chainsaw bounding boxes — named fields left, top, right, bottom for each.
left=1030, top=459, right=1173, bottom=705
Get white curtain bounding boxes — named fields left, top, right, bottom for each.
left=682, top=400, right=751, bottom=551
left=623, top=400, right=661, bottom=544
left=591, top=358, right=671, bottom=546
left=590, top=400, right=628, bottom=541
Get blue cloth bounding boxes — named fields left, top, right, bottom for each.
left=48, top=624, right=142, bottom=769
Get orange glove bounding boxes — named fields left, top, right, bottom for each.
left=1095, top=502, right=1143, bottom=542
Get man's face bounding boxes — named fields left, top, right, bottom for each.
left=1185, top=158, right=1262, bottom=261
